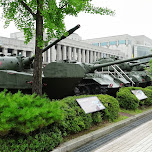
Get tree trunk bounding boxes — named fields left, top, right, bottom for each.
left=32, top=0, right=43, bottom=96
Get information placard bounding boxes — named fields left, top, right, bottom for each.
left=131, top=90, right=147, bottom=100
left=76, top=96, right=105, bottom=114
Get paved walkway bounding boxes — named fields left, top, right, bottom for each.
left=94, top=119, right=152, bottom=152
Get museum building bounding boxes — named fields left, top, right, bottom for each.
left=0, top=32, right=152, bottom=64
left=83, top=34, right=152, bottom=60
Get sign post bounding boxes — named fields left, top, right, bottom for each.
left=76, top=96, right=105, bottom=114
left=131, top=90, right=147, bottom=100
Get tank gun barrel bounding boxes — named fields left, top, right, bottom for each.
left=42, top=24, right=80, bottom=53
left=23, top=24, right=80, bottom=66
left=130, top=60, right=150, bottom=67
left=89, top=54, right=152, bottom=72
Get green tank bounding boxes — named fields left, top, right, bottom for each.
left=125, top=61, right=151, bottom=87
left=0, top=24, right=152, bottom=99
left=92, top=57, right=151, bottom=88
left=73, top=55, right=152, bottom=96
left=0, top=25, right=81, bottom=98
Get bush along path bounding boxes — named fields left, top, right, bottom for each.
left=0, top=86, right=152, bottom=151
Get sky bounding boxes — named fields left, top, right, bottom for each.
left=0, top=0, right=152, bottom=40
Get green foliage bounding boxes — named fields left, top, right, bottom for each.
left=139, top=87, right=152, bottom=106
left=0, top=90, right=63, bottom=135
left=116, top=87, right=139, bottom=110
left=58, top=96, right=93, bottom=135
left=0, top=126, right=63, bottom=152
left=148, top=59, right=152, bottom=78
left=0, top=0, right=114, bottom=43
left=116, top=87, right=152, bottom=110
left=97, top=94, right=120, bottom=121
left=0, top=93, right=119, bottom=151
left=146, top=86, right=152, bottom=91
left=57, top=94, right=119, bottom=135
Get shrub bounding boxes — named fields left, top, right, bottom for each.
left=116, top=87, right=139, bottom=110
left=97, top=94, right=120, bottom=121
left=57, top=94, right=119, bottom=135
left=116, top=87, right=152, bottom=110
left=0, top=90, right=63, bottom=135
left=146, top=86, right=152, bottom=91
left=0, top=126, right=63, bottom=152
left=0, top=93, right=120, bottom=151
left=58, top=95, right=94, bottom=135
left=138, top=88, right=152, bottom=106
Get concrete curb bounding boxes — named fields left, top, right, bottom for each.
left=52, top=109, right=152, bottom=152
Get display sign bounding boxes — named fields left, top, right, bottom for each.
left=76, top=96, right=105, bottom=114
left=131, top=90, right=147, bottom=100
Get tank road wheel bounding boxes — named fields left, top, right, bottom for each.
left=92, top=84, right=101, bottom=94
left=74, top=85, right=90, bottom=95
left=135, top=82, right=140, bottom=87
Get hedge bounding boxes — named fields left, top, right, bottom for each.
left=116, top=87, right=152, bottom=110
left=0, top=92, right=120, bottom=151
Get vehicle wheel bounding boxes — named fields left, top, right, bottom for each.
left=74, top=85, right=90, bottom=95
left=135, top=82, right=140, bottom=87
left=92, top=84, right=101, bottom=94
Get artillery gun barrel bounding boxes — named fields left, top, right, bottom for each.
left=90, top=54, right=152, bottom=72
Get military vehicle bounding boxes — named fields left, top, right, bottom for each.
left=73, top=55, right=152, bottom=96
left=0, top=24, right=152, bottom=99
left=92, top=57, right=151, bottom=88
left=125, top=61, right=151, bottom=87
left=0, top=24, right=81, bottom=98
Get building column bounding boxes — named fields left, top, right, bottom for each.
left=50, top=45, right=56, bottom=62
left=56, top=44, right=62, bottom=61
left=73, top=47, right=77, bottom=60
left=47, top=48, right=50, bottom=63
left=93, top=51, right=96, bottom=62
left=90, top=51, right=93, bottom=63
left=68, top=46, right=72, bottom=60
left=12, top=49, right=17, bottom=56
left=86, top=50, right=89, bottom=63
left=3, top=48, right=7, bottom=56
left=22, top=50, right=26, bottom=57
left=82, top=49, right=85, bottom=63
left=62, top=45, right=67, bottom=60
left=97, top=52, right=101, bottom=59
left=78, top=48, right=81, bottom=62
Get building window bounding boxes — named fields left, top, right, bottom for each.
left=8, top=48, right=13, bottom=54
left=118, top=40, right=126, bottom=44
left=109, top=41, right=117, bottom=45
left=128, top=40, right=131, bottom=44
left=26, top=51, right=31, bottom=57
left=101, top=42, right=108, bottom=46
left=92, top=43, right=99, bottom=46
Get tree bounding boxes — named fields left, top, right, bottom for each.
left=0, top=0, right=114, bottom=96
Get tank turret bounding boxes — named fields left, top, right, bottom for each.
left=130, top=60, right=149, bottom=71
left=89, top=54, right=152, bottom=72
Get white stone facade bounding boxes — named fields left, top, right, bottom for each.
left=0, top=36, right=34, bottom=57
left=0, top=33, right=124, bottom=64
left=83, top=34, right=152, bottom=59
left=42, top=37, right=124, bottom=64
